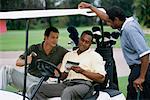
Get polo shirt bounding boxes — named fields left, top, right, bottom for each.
left=120, top=17, right=150, bottom=65
left=60, top=48, right=106, bottom=81
left=20, top=42, right=68, bottom=77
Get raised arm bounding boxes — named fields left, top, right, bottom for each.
left=78, top=2, right=109, bottom=21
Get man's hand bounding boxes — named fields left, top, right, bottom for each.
left=78, top=2, right=108, bottom=21
left=71, top=66, right=84, bottom=73
left=133, top=54, right=149, bottom=92
left=27, top=56, right=33, bottom=64
left=71, top=66, right=105, bottom=83
left=133, top=77, right=145, bottom=92
left=65, top=65, right=72, bottom=73
left=16, top=55, right=33, bottom=67
left=78, top=2, right=91, bottom=9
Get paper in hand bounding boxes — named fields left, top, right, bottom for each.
left=65, top=61, right=79, bottom=69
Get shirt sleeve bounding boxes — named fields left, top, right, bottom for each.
left=59, top=47, right=69, bottom=63
left=91, top=53, right=106, bottom=76
left=60, top=52, right=69, bottom=72
left=126, top=25, right=150, bottom=57
left=19, top=45, right=33, bottom=59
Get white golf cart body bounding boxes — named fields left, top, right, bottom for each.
left=49, top=91, right=126, bottom=100
left=0, top=9, right=126, bottom=100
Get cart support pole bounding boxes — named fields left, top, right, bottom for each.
left=23, top=19, right=29, bottom=100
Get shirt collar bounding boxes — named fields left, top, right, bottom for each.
left=39, top=41, right=44, bottom=51
left=51, top=46, right=57, bottom=53
left=39, top=41, right=57, bottom=54
left=73, top=48, right=91, bottom=54
left=121, top=17, right=134, bottom=31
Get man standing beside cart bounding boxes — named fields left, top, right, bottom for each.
left=78, top=2, right=150, bottom=100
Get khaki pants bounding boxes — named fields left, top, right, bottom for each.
left=0, top=65, right=41, bottom=97
left=33, top=79, right=92, bottom=100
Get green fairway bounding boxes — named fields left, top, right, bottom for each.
left=0, top=26, right=113, bottom=51
left=0, top=26, right=149, bottom=51
left=118, top=76, right=128, bottom=97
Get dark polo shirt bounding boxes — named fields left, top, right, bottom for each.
left=20, top=42, right=68, bottom=77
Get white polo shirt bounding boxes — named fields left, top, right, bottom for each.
left=60, top=48, right=106, bottom=81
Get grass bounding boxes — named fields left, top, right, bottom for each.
left=114, top=34, right=150, bottom=48
left=0, top=26, right=150, bottom=51
left=6, top=85, right=18, bottom=92
left=0, top=26, right=114, bottom=51
left=118, top=76, right=128, bottom=97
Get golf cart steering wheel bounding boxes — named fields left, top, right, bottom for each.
left=36, top=59, right=61, bottom=78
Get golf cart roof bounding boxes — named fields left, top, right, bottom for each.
left=0, top=8, right=105, bottom=19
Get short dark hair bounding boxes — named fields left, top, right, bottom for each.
left=44, top=26, right=59, bottom=37
left=106, top=6, right=126, bottom=21
left=81, top=30, right=93, bottom=42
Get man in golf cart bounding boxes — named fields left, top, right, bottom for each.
left=0, top=26, right=68, bottom=96
left=32, top=30, right=106, bottom=100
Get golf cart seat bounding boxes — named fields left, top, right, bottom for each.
left=29, top=59, right=126, bottom=100
left=49, top=87, right=125, bottom=100
left=44, top=61, right=125, bottom=100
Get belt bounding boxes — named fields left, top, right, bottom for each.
left=129, top=64, right=141, bottom=69
left=129, top=63, right=150, bottom=69
left=63, top=79, right=93, bottom=87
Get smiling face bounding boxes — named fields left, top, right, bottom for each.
left=44, top=27, right=59, bottom=48
left=44, top=31, right=59, bottom=47
left=78, top=32, right=92, bottom=52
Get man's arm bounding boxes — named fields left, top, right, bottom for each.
left=78, top=2, right=109, bottom=21
left=133, top=54, right=149, bottom=91
left=16, top=55, right=32, bottom=67
left=59, top=72, right=68, bottom=80
left=71, top=66, right=105, bottom=83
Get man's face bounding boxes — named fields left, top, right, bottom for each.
left=44, top=31, right=59, bottom=47
left=107, top=17, right=121, bottom=29
left=78, top=33, right=92, bottom=52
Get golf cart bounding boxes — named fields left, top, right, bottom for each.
left=0, top=8, right=126, bottom=100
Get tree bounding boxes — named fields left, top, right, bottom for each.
left=101, top=0, right=134, bottom=17
left=54, top=0, right=96, bottom=27
left=134, top=0, right=150, bottom=27
left=0, top=0, right=46, bottom=29
left=0, top=0, right=27, bottom=29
